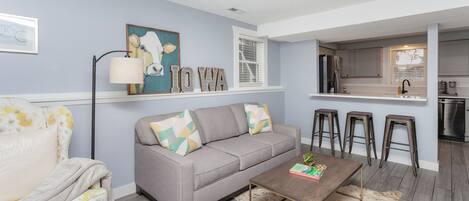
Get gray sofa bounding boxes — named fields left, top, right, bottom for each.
left=134, top=103, right=301, bottom=201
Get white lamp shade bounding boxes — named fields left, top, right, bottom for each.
left=109, top=57, right=144, bottom=84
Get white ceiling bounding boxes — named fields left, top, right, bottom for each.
left=267, top=6, right=469, bottom=43
left=166, top=0, right=375, bottom=25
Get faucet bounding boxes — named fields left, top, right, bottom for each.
left=401, top=79, right=411, bottom=94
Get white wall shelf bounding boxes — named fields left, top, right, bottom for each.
left=0, top=86, right=285, bottom=106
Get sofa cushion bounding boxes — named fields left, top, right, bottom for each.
left=136, top=111, right=205, bottom=145
left=229, top=103, right=248, bottom=135
left=186, top=147, right=240, bottom=190
left=207, top=137, right=272, bottom=170
left=239, top=132, right=295, bottom=157
left=193, top=106, right=239, bottom=143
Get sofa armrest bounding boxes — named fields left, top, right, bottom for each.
left=135, top=143, right=194, bottom=201
left=273, top=124, right=301, bottom=156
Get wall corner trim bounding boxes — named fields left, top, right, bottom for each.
left=0, top=86, right=285, bottom=106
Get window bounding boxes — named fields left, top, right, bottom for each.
left=390, top=45, right=426, bottom=84
left=234, top=27, right=267, bottom=88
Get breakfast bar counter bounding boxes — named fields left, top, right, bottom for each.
left=310, top=93, right=428, bottom=102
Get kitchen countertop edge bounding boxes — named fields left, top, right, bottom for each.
left=439, top=95, right=469, bottom=99
left=310, top=93, right=428, bottom=102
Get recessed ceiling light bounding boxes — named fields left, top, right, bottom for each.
left=227, top=7, right=246, bottom=14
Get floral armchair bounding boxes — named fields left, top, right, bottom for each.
left=0, top=98, right=111, bottom=201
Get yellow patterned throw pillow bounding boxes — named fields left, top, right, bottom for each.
left=150, top=110, right=202, bottom=156
left=244, top=104, right=273, bottom=135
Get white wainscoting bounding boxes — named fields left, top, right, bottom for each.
left=0, top=86, right=285, bottom=106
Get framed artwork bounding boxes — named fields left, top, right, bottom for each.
left=126, top=24, right=180, bottom=95
left=0, top=13, right=38, bottom=54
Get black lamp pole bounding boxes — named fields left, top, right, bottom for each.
left=91, top=50, right=131, bottom=159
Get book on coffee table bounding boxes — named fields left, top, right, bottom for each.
left=289, top=163, right=327, bottom=180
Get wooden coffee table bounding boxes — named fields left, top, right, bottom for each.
left=249, top=153, right=363, bottom=201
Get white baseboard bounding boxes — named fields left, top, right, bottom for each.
left=113, top=182, right=136, bottom=200
left=301, top=137, right=439, bottom=172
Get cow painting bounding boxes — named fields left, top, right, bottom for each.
left=126, top=24, right=179, bottom=94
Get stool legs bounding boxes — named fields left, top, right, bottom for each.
left=370, top=118, right=378, bottom=159
left=363, top=117, right=372, bottom=165
left=412, top=121, right=420, bottom=168
left=343, top=114, right=351, bottom=154
left=379, top=118, right=391, bottom=168
left=406, top=121, right=417, bottom=176
left=334, top=113, right=343, bottom=153
left=348, top=118, right=355, bottom=154
left=385, top=122, right=394, bottom=162
left=328, top=113, right=336, bottom=156
left=318, top=115, right=324, bottom=148
left=310, top=112, right=318, bottom=151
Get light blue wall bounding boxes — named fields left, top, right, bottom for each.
left=0, top=0, right=285, bottom=187
left=0, top=0, right=281, bottom=94
left=280, top=27, right=438, bottom=164
left=268, top=40, right=281, bottom=86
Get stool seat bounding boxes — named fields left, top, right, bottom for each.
left=316, top=109, right=338, bottom=114
left=348, top=111, right=372, bottom=118
left=386, top=114, right=415, bottom=120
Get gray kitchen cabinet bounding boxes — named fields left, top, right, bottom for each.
left=337, top=47, right=383, bottom=78
left=439, top=40, right=469, bottom=76
left=336, top=50, right=352, bottom=78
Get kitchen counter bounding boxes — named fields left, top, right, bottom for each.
left=310, top=93, right=428, bottom=102
left=439, top=95, right=469, bottom=99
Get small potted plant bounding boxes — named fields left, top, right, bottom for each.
left=303, top=151, right=316, bottom=167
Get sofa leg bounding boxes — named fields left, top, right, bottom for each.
left=136, top=186, right=158, bottom=201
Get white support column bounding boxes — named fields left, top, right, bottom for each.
left=427, top=24, right=439, bottom=163
left=312, top=39, right=319, bottom=94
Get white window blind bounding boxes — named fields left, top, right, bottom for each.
left=237, top=35, right=266, bottom=87
left=391, top=47, right=426, bottom=84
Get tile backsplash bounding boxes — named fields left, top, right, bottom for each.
left=439, top=77, right=469, bottom=95
left=342, top=84, right=427, bottom=96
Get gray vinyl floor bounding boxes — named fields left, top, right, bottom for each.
left=118, top=140, right=466, bottom=201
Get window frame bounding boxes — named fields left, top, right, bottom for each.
left=389, top=44, right=427, bottom=86
left=233, top=26, right=268, bottom=89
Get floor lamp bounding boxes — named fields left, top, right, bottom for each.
left=91, top=50, right=143, bottom=159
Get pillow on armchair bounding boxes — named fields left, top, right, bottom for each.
left=0, top=98, right=74, bottom=162
left=0, top=127, right=58, bottom=201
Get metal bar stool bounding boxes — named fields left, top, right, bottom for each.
left=310, top=109, right=343, bottom=156
left=343, top=111, right=378, bottom=165
left=379, top=114, right=419, bottom=176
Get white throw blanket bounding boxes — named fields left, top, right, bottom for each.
left=21, top=158, right=112, bottom=201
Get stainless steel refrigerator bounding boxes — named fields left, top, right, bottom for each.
left=318, top=55, right=341, bottom=93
